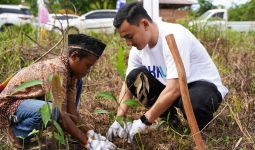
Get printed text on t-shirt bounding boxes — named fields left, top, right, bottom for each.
left=147, top=65, right=166, bottom=78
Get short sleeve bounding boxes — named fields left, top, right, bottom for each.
left=126, top=47, right=143, bottom=76
left=163, top=29, right=192, bottom=80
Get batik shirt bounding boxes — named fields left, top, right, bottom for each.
left=0, top=57, right=77, bottom=128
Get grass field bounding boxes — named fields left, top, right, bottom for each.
left=0, top=24, right=254, bottom=149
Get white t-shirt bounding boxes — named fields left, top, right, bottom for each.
left=126, top=21, right=228, bottom=98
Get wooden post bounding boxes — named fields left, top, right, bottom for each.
left=165, top=34, right=205, bottom=150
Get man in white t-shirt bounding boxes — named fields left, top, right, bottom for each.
left=107, top=2, right=228, bottom=143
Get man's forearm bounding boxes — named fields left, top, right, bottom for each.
left=117, top=103, right=129, bottom=116
left=145, top=79, right=181, bottom=123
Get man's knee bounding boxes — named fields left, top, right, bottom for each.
left=126, top=66, right=165, bottom=107
left=125, top=66, right=148, bottom=97
left=126, top=66, right=147, bottom=87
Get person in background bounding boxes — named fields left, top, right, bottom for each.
left=107, top=2, right=228, bottom=143
left=0, top=34, right=116, bottom=149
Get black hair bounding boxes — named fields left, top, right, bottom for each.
left=113, top=2, right=153, bottom=28
left=68, top=47, right=98, bottom=59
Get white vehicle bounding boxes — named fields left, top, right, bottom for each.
left=0, top=4, right=33, bottom=30
left=189, top=9, right=255, bottom=32
left=72, top=9, right=117, bottom=34
left=43, top=13, right=79, bottom=32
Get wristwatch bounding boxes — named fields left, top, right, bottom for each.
left=140, top=114, right=153, bottom=126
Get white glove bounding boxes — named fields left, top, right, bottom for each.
left=128, top=119, right=148, bottom=143
left=106, top=121, right=132, bottom=141
left=87, top=130, right=107, bottom=141
left=120, top=121, right=132, bottom=139
left=85, top=138, right=117, bottom=150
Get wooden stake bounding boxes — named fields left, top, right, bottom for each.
left=165, top=34, right=205, bottom=150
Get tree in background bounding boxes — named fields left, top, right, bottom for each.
left=0, top=0, right=38, bottom=15
left=25, top=0, right=39, bottom=15
left=195, top=0, right=216, bottom=17
left=45, top=0, right=116, bottom=15
left=44, top=0, right=137, bottom=15
left=0, top=0, right=117, bottom=15
left=228, top=0, right=255, bottom=21
left=0, top=0, right=139, bottom=16
left=0, top=0, right=19, bottom=4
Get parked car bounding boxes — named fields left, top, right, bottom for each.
left=0, top=4, right=34, bottom=30
left=189, top=9, right=255, bottom=32
left=71, top=9, right=117, bottom=34
left=43, top=13, right=79, bottom=33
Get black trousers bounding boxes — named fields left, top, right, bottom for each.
left=126, top=66, right=222, bottom=129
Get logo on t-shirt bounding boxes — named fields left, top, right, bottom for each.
left=147, top=65, right=166, bottom=78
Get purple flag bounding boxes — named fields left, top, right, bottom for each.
left=38, top=0, right=49, bottom=24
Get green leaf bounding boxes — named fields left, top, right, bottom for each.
left=39, top=104, right=51, bottom=128
left=53, top=120, right=65, bottom=145
left=53, top=120, right=64, bottom=137
left=51, top=75, right=63, bottom=112
left=109, top=112, right=116, bottom=121
left=115, top=116, right=124, bottom=127
left=28, top=129, right=39, bottom=136
left=96, top=91, right=117, bottom=101
left=117, top=46, right=126, bottom=80
left=123, top=99, right=139, bottom=107
left=127, top=116, right=133, bottom=123
left=94, top=109, right=109, bottom=114
left=46, top=91, right=53, bottom=101
left=14, top=80, right=43, bottom=93
left=54, top=132, right=65, bottom=145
